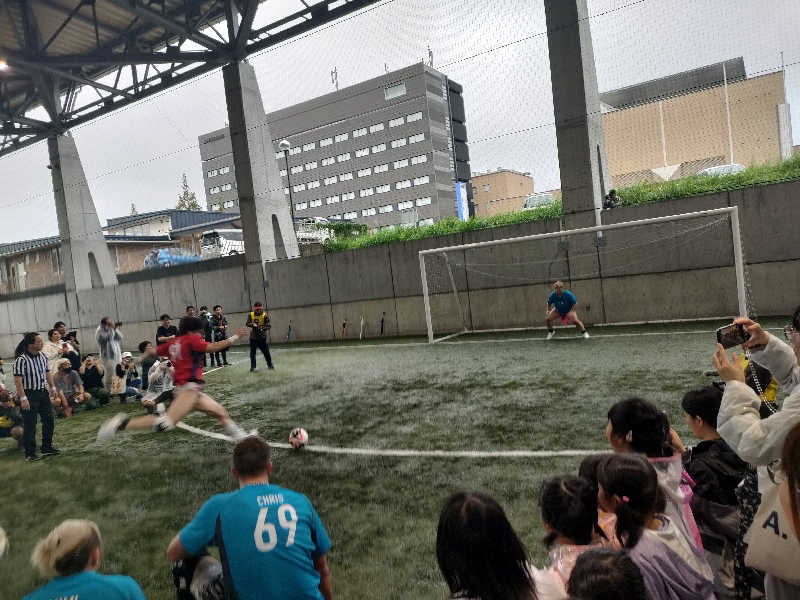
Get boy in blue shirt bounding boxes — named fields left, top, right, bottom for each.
left=546, top=280, right=589, bottom=339
left=167, top=436, right=332, bottom=600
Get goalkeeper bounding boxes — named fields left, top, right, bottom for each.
left=545, top=281, right=589, bottom=340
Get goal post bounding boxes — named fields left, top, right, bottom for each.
left=419, top=206, right=747, bottom=343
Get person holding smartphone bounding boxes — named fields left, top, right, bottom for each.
left=79, top=355, right=110, bottom=406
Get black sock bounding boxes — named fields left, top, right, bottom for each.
left=118, top=416, right=130, bottom=431
left=581, top=328, right=586, bottom=333
left=548, top=328, right=554, bottom=333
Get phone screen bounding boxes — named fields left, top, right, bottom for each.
left=716, top=323, right=750, bottom=349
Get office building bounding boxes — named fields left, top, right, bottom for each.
left=471, top=169, right=535, bottom=217
left=199, top=62, right=470, bottom=228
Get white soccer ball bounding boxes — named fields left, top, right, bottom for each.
left=288, top=427, right=309, bottom=449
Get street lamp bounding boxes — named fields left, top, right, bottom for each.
left=279, top=139, right=294, bottom=221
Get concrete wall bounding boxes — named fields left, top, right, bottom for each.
left=2, top=181, right=798, bottom=350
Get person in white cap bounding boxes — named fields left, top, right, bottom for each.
left=115, top=351, right=141, bottom=403
left=23, top=519, right=145, bottom=599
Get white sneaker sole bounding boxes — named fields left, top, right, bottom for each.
left=97, top=413, right=127, bottom=441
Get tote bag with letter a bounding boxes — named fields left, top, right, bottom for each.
left=745, top=480, right=800, bottom=585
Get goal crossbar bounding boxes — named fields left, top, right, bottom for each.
left=419, top=206, right=746, bottom=343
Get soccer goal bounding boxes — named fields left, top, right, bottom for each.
left=419, top=206, right=748, bottom=343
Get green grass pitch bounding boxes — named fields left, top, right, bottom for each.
left=1, top=319, right=785, bottom=599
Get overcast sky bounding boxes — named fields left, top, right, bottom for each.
left=2, top=0, right=799, bottom=242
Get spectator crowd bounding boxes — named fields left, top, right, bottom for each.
left=2, top=308, right=799, bottom=600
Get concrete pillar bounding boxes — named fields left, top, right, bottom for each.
left=48, top=133, right=118, bottom=321
left=545, top=0, right=610, bottom=230
left=777, top=103, right=793, bottom=160
left=222, top=60, right=300, bottom=303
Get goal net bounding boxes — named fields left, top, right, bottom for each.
left=419, top=207, right=749, bottom=343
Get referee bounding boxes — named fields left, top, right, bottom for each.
left=14, top=332, right=60, bottom=462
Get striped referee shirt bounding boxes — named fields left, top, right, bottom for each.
left=14, top=351, right=49, bottom=391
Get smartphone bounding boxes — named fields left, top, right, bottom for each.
left=716, top=323, right=750, bottom=349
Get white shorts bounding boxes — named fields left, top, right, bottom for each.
left=173, top=382, right=204, bottom=394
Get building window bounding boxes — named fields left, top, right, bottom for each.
left=371, top=143, right=386, bottom=154
left=221, top=183, right=233, bottom=191
left=416, top=196, right=432, bottom=207
left=322, top=156, right=335, bottom=166
left=369, top=123, right=385, bottom=134
left=291, top=165, right=303, bottom=174
left=393, top=158, right=409, bottom=169
left=384, top=82, right=406, bottom=100
left=353, top=127, right=368, bottom=138
left=398, top=200, right=413, bottom=210
left=307, top=180, right=321, bottom=189
left=207, top=169, right=218, bottom=177
left=219, top=166, right=230, bottom=174
left=284, top=188, right=289, bottom=195
left=335, top=132, right=349, bottom=143
left=324, top=176, right=337, bottom=185
left=378, top=204, right=393, bottom=213
left=407, top=111, right=423, bottom=123
left=358, top=168, right=372, bottom=178
left=210, top=203, right=220, bottom=211
left=409, top=133, right=425, bottom=144
left=390, top=138, right=406, bottom=149
left=303, top=142, right=316, bottom=151
left=362, top=207, right=377, bottom=216
left=330, top=214, right=342, bottom=220
left=320, top=137, right=333, bottom=147
left=355, top=147, right=370, bottom=158
left=51, top=247, right=61, bottom=273
left=293, top=183, right=307, bottom=192
left=305, top=161, right=318, bottom=170
left=342, top=191, right=356, bottom=201
left=279, top=169, right=287, bottom=177
left=275, top=151, right=284, bottom=159
left=337, top=152, right=351, bottom=162
left=326, top=195, right=340, bottom=204
left=360, top=187, right=374, bottom=197
left=339, top=172, right=353, bottom=181
left=289, top=146, right=302, bottom=156
left=296, top=202, right=308, bottom=211
left=343, top=211, right=357, bottom=220
left=411, top=154, right=428, bottom=165
left=418, top=218, right=434, bottom=226
left=483, top=184, right=490, bottom=192
left=389, top=116, right=405, bottom=128
left=374, top=163, right=389, bottom=173
left=310, top=198, right=322, bottom=207
left=210, top=186, right=221, bottom=194
left=376, top=184, right=391, bottom=194
left=396, top=179, right=412, bottom=190
left=413, top=175, right=430, bottom=186
left=223, top=200, right=235, bottom=208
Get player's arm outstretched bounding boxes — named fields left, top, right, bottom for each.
left=205, top=328, right=247, bottom=352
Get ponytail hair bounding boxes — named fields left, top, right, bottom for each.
left=597, top=454, right=663, bottom=548
left=539, top=476, right=605, bottom=547
left=607, top=397, right=673, bottom=457
left=31, top=520, right=102, bottom=578
left=15, top=332, right=39, bottom=358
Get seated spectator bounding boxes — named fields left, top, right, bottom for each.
left=42, top=329, right=70, bottom=373
left=606, top=397, right=702, bottom=552
left=0, top=386, right=23, bottom=447
left=114, top=352, right=141, bottom=402
left=49, top=359, right=73, bottom=418
left=671, top=386, right=747, bottom=598
left=567, top=548, right=648, bottom=600
left=597, top=453, right=714, bottom=600
left=436, top=491, right=537, bottom=600
left=532, top=476, right=608, bottom=599
left=53, top=358, right=95, bottom=413
left=166, top=436, right=332, bottom=600
left=64, top=331, right=82, bottom=371
left=78, top=355, right=110, bottom=406
left=138, top=341, right=157, bottom=393
left=141, top=357, right=174, bottom=414
left=23, top=519, right=145, bottom=600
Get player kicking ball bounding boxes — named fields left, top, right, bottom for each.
left=545, top=281, right=589, bottom=340
left=98, top=317, right=250, bottom=443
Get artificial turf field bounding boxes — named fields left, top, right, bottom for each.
left=1, top=318, right=788, bottom=599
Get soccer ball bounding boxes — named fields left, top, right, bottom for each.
left=288, top=427, right=309, bottom=449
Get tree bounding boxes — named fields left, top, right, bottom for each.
left=176, top=173, right=202, bottom=210
left=130, top=203, right=138, bottom=215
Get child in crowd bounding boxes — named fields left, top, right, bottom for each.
left=567, top=548, right=649, bottom=600
left=578, top=453, right=618, bottom=544
left=674, top=386, right=748, bottom=598
left=606, top=397, right=702, bottom=552
left=532, top=476, right=608, bottom=598
left=436, top=491, right=537, bottom=600
left=597, top=453, right=714, bottom=600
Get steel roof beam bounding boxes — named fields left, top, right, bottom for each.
left=7, top=53, right=135, bottom=99
left=37, top=0, right=124, bottom=38
left=2, top=49, right=221, bottom=66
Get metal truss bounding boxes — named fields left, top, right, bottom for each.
left=0, top=0, right=381, bottom=157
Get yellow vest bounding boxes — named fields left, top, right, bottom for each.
left=249, top=311, right=270, bottom=329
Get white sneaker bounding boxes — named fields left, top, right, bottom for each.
left=97, top=413, right=129, bottom=441
left=546, top=331, right=555, bottom=340
left=583, top=331, right=590, bottom=339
